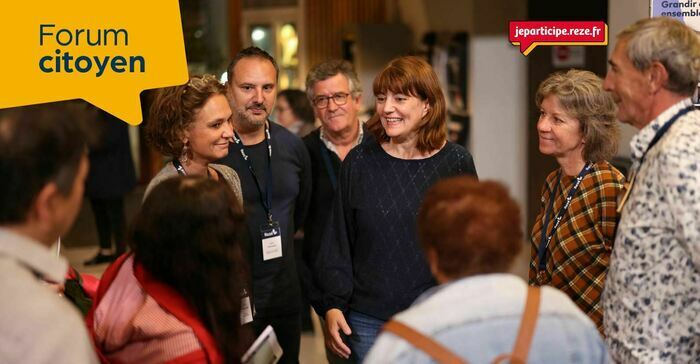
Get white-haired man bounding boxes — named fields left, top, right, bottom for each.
left=602, top=17, right=700, bottom=363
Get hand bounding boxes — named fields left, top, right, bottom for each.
left=325, top=308, right=352, bottom=359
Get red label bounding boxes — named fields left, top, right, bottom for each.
left=509, top=21, right=608, bottom=56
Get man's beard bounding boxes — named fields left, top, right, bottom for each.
left=235, top=104, right=268, bottom=130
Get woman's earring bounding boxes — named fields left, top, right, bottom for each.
left=180, top=143, right=189, bottom=164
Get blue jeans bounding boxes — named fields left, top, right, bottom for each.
left=347, top=310, right=386, bottom=363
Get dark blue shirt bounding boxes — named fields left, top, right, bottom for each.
left=315, top=139, right=477, bottom=320
left=219, top=121, right=311, bottom=317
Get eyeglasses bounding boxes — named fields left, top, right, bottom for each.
left=313, top=92, right=350, bottom=108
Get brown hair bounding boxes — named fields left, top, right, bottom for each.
left=367, top=56, right=447, bottom=154
left=418, top=177, right=522, bottom=279
left=536, top=69, right=619, bottom=162
left=147, top=74, right=226, bottom=159
left=132, top=176, right=251, bottom=362
left=278, top=89, right=315, bottom=125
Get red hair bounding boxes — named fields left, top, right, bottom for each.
left=418, top=177, right=523, bottom=278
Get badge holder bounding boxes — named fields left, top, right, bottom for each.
left=260, top=220, right=282, bottom=261
left=240, top=288, right=255, bottom=325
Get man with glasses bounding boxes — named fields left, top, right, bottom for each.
left=300, top=59, right=365, bottom=364
left=220, top=46, right=311, bottom=364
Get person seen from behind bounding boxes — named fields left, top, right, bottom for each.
left=90, top=176, right=251, bottom=363
left=366, top=177, right=610, bottom=363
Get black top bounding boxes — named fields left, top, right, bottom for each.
left=300, top=126, right=368, bottom=309
left=219, top=121, right=312, bottom=317
left=315, top=139, right=478, bottom=320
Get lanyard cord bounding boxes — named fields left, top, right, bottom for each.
left=640, top=106, right=694, bottom=167
left=617, top=106, right=694, bottom=214
left=231, top=123, right=273, bottom=222
left=537, top=161, right=593, bottom=272
left=172, top=158, right=211, bottom=178
left=172, top=158, right=187, bottom=175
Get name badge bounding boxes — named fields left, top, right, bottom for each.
left=240, top=288, right=254, bottom=325
left=260, top=221, right=282, bottom=261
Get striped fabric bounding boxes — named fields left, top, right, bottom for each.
left=93, top=256, right=205, bottom=363
left=529, top=160, right=624, bottom=333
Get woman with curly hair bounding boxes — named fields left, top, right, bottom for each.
left=144, top=74, right=242, bottom=204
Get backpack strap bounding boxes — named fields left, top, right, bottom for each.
left=383, top=320, right=467, bottom=364
left=492, top=286, right=541, bottom=364
left=382, top=285, right=541, bottom=364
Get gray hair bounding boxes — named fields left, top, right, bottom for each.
left=618, top=17, right=700, bottom=96
left=305, top=60, right=362, bottom=101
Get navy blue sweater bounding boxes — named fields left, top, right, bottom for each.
left=315, top=139, right=477, bottom=320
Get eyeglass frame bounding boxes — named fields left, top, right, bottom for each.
left=312, top=92, right=354, bottom=108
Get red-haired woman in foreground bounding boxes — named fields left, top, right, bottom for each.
left=366, top=177, right=610, bottom=363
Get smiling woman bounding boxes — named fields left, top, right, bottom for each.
left=368, top=56, right=447, bottom=158
left=530, top=69, right=624, bottom=333
left=315, top=56, right=478, bottom=362
left=143, top=74, right=243, bottom=204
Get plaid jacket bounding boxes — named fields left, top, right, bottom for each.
left=529, top=160, right=624, bottom=333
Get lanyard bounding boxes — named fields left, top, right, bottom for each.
left=231, top=123, right=273, bottom=222
left=319, top=143, right=338, bottom=191
left=617, top=106, right=694, bottom=213
left=641, top=106, right=694, bottom=165
left=172, top=158, right=211, bottom=178
left=172, top=158, right=187, bottom=176
left=537, top=161, right=593, bottom=272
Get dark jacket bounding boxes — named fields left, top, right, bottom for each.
left=219, top=121, right=312, bottom=317
left=85, top=111, right=136, bottom=199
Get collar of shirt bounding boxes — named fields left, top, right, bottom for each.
left=397, top=273, right=590, bottom=332
left=411, top=273, right=521, bottom=307
left=319, top=119, right=364, bottom=154
left=400, top=274, right=526, bottom=330
left=0, top=228, right=68, bottom=284
left=629, top=98, right=693, bottom=168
